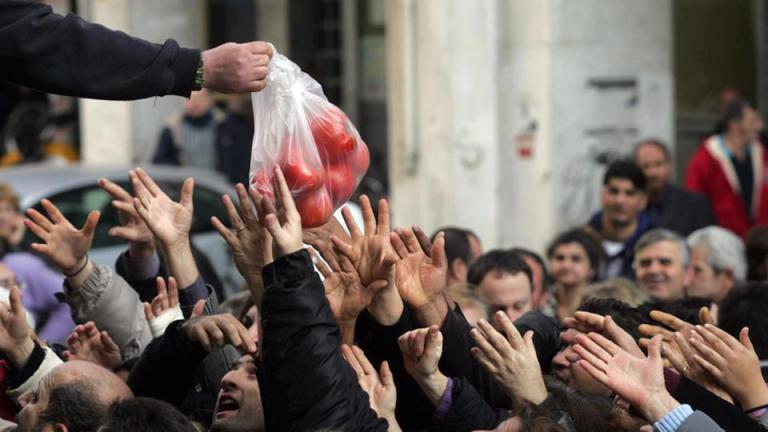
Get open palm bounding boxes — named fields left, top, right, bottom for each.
left=25, top=199, right=98, bottom=273
left=390, top=229, right=447, bottom=309
left=131, top=168, right=193, bottom=247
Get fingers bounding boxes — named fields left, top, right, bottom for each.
left=412, top=224, right=432, bottom=256
left=647, top=334, right=663, bottom=361
left=571, top=311, right=605, bottom=331
left=40, top=199, right=65, bottom=224
left=379, top=361, right=394, bottom=387
left=587, top=331, right=622, bottom=357
left=700, top=323, right=742, bottom=352
left=191, top=299, right=206, bottom=318
left=309, top=247, right=333, bottom=278
left=495, top=311, right=523, bottom=348
left=98, top=177, right=132, bottom=201
left=100, top=331, right=120, bottom=354
left=352, top=345, right=376, bottom=376
left=8, top=285, right=23, bottom=316
left=272, top=167, right=297, bottom=217
left=167, top=277, right=179, bottom=307
left=359, top=195, right=376, bottom=235
left=649, top=310, right=688, bottom=332
left=330, top=235, right=355, bottom=262
left=111, top=199, right=139, bottom=216
left=143, top=302, right=154, bottom=321
left=25, top=208, right=53, bottom=232
left=211, top=216, right=238, bottom=246
left=342, top=344, right=365, bottom=376
left=133, top=167, right=163, bottom=197
left=430, top=233, right=447, bottom=269
left=578, top=358, right=609, bottom=385
left=399, top=228, right=422, bottom=254
left=470, top=326, right=505, bottom=366
left=573, top=333, right=612, bottom=366
left=377, top=199, right=391, bottom=235
left=477, top=318, right=513, bottom=355
left=699, top=306, right=715, bottom=326
left=390, top=231, right=409, bottom=258
left=235, top=183, right=258, bottom=225
left=180, top=178, right=195, bottom=210
left=80, top=210, right=100, bottom=239
left=222, top=194, right=245, bottom=230
left=341, top=206, right=362, bottom=241
left=740, top=327, right=755, bottom=352
left=638, top=323, right=674, bottom=341
left=314, top=240, right=341, bottom=272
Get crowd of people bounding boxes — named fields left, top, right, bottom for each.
left=4, top=1, right=768, bottom=431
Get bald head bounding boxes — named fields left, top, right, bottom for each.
left=54, top=360, right=133, bottom=402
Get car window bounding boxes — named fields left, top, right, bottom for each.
left=191, top=186, right=231, bottom=234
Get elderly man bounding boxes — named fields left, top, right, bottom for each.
left=633, top=229, right=690, bottom=302
left=686, top=226, right=746, bottom=303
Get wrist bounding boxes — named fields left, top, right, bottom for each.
left=63, top=255, right=89, bottom=276
left=338, top=319, right=356, bottom=345
left=738, top=385, right=768, bottom=411
left=413, top=297, right=449, bottom=328
left=643, top=391, right=680, bottom=423
left=8, top=337, right=35, bottom=369
left=417, top=371, right=449, bottom=406
left=368, top=283, right=403, bottom=326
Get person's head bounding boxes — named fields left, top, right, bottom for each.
left=716, top=98, right=763, bottom=143
left=633, top=139, right=672, bottom=195
left=544, top=378, right=612, bottom=432
left=98, top=397, right=196, bottom=432
left=477, top=400, right=566, bottom=431
left=719, top=282, right=768, bottom=362
left=468, top=250, right=533, bottom=322
left=211, top=355, right=264, bottom=432
left=686, top=226, right=746, bottom=302
left=449, top=283, right=489, bottom=327
left=432, top=227, right=480, bottom=286
left=184, top=88, right=214, bottom=119
left=510, top=248, right=550, bottom=311
left=637, top=297, right=711, bottom=327
left=600, top=160, right=647, bottom=230
left=0, top=182, right=21, bottom=242
left=582, top=278, right=649, bottom=308
left=547, top=229, right=604, bottom=290
left=17, top=361, right=132, bottom=432
left=745, top=225, right=768, bottom=281
left=633, top=229, right=689, bottom=302
left=552, top=298, right=643, bottom=396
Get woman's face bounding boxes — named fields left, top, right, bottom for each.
left=550, top=242, right=593, bottom=288
left=0, top=200, right=20, bottom=240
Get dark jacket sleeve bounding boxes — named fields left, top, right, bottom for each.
left=431, top=377, right=512, bottom=432
left=0, top=0, right=199, bottom=99
left=672, top=375, right=764, bottom=431
left=258, top=250, right=388, bottom=432
left=152, top=128, right=181, bottom=166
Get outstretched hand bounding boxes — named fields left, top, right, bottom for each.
left=391, top=229, right=447, bottom=310
left=63, top=322, right=121, bottom=370
left=250, top=167, right=303, bottom=258
left=342, top=345, right=399, bottom=429
left=25, top=199, right=99, bottom=274
left=130, top=168, right=193, bottom=250
left=98, top=177, right=154, bottom=256
left=0, top=285, right=33, bottom=368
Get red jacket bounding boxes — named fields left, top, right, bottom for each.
left=685, top=135, right=768, bottom=237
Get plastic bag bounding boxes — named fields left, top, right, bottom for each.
left=248, top=47, right=370, bottom=228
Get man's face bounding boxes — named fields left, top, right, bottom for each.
left=634, top=144, right=670, bottom=194
left=686, top=246, right=733, bottom=302
left=601, top=179, right=646, bottom=228
left=211, top=356, right=264, bottom=432
left=736, top=107, right=764, bottom=142
left=635, top=241, right=687, bottom=301
left=477, top=271, right=532, bottom=323
left=17, top=373, right=58, bottom=432
left=551, top=330, right=611, bottom=395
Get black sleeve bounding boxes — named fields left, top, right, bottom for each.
left=673, top=375, right=765, bottom=432
left=258, top=250, right=388, bottom=432
left=0, top=0, right=199, bottom=100
left=114, top=251, right=166, bottom=303
left=439, top=306, right=510, bottom=409
left=431, top=377, right=511, bottom=432
left=127, top=320, right=207, bottom=407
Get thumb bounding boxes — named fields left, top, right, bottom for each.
left=180, top=178, right=195, bottom=209
left=379, top=361, right=394, bottom=387
left=143, top=303, right=154, bottom=322
left=82, top=210, right=101, bottom=238
left=740, top=327, right=754, bottom=352
left=191, top=299, right=206, bottom=318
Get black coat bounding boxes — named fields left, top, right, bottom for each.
left=258, top=250, right=388, bottom=431
left=648, top=185, right=716, bottom=237
left=0, top=0, right=199, bottom=100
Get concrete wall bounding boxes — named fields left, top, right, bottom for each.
left=388, top=0, right=673, bottom=252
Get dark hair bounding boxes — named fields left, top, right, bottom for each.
left=510, top=248, right=552, bottom=288
left=577, top=298, right=644, bottom=341
left=719, top=282, right=768, bottom=360
left=637, top=297, right=710, bottom=326
left=99, top=397, right=197, bottom=432
left=546, top=229, right=605, bottom=280
left=633, top=138, right=671, bottom=161
left=508, top=399, right=566, bottom=432
left=468, top=250, right=533, bottom=288
left=602, top=160, right=646, bottom=192
left=39, top=380, right=108, bottom=432
left=745, top=226, right=768, bottom=281
left=432, top=227, right=477, bottom=267
left=545, top=378, right=612, bottom=432
left=715, top=97, right=753, bottom=134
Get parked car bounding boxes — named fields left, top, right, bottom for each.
left=0, top=163, right=245, bottom=298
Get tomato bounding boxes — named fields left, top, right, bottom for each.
left=311, top=106, right=356, bottom=161
left=354, top=142, right=370, bottom=174
left=325, top=163, right=356, bottom=206
left=294, top=187, right=333, bottom=228
left=279, top=145, right=324, bottom=194
left=249, top=169, right=274, bottom=199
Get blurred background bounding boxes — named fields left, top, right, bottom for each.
left=1, top=0, right=766, bottom=252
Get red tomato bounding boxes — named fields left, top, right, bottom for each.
left=311, top=106, right=356, bottom=161
left=249, top=169, right=274, bottom=199
left=325, top=164, right=356, bottom=206
left=294, top=187, right=333, bottom=228
left=354, top=142, right=370, bottom=173
left=279, top=145, right=324, bottom=194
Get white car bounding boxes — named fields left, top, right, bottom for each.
left=0, top=163, right=245, bottom=299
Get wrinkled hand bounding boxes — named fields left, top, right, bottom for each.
left=574, top=333, right=679, bottom=423
left=25, top=199, right=99, bottom=274
left=398, top=326, right=443, bottom=380
left=342, top=345, right=398, bottom=426
left=130, top=168, right=193, bottom=249
left=390, top=229, right=447, bottom=309
left=181, top=301, right=257, bottom=353
left=470, top=312, right=547, bottom=404
left=201, top=41, right=273, bottom=93
left=63, top=322, right=121, bottom=370
left=331, top=196, right=398, bottom=288
left=251, top=167, right=303, bottom=257
left=211, top=183, right=273, bottom=288
left=144, top=276, right=180, bottom=321
left=563, top=311, right=643, bottom=358
left=690, top=324, right=768, bottom=409
left=98, top=177, right=155, bottom=255
left=0, top=285, right=33, bottom=368
left=312, top=242, right=386, bottom=324
left=303, top=216, right=350, bottom=251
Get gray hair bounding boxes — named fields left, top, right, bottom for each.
left=687, top=226, right=746, bottom=280
left=634, top=228, right=690, bottom=267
